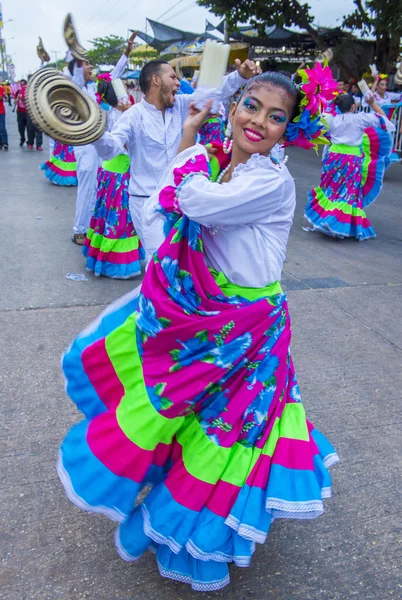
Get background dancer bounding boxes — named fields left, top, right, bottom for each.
left=69, top=32, right=136, bottom=245
left=305, top=93, right=395, bottom=240
left=371, top=74, right=402, bottom=106
left=83, top=80, right=143, bottom=279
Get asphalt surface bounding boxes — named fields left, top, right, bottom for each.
left=1, top=113, right=402, bottom=600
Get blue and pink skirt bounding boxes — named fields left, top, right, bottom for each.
left=40, top=141, right=78, bottom=186
left=305, top=125, right=392, bottom=240
left=59, top=147, right=338, bottom=591
left=83, top=154, right=143, bottom=279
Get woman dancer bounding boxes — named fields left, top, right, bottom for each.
left=83, top=81, right=143, bottom=279
left=305, top=93, right=395, bottom=240
left=371, top=74, right=402, bottom=106
left=40, top=141, right=78, bottom=186
left=58, top=68, right=339, bottom=591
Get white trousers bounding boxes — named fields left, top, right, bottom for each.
left=129, top=194, right=148, bottom=246
left=73, top=145, right=99, bottom=234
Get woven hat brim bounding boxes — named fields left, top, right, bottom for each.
left=26, top=68, right=106, bottom=146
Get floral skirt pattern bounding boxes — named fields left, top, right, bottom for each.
left=40, top=141, right=78, bottom=186
left=83, top=163, right=143, bottom=279
left=59, top=147, right=338, bottom=591
left=305, top=125, right=392, bottom=240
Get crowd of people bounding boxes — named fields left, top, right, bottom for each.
left=0, top=77, right=44, bottom=151
left=3, top=38, right=401, bottom=591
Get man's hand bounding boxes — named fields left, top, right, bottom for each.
left=235, top=58, right=258, bottom=80
left=124, top=31, right=136, bottom=57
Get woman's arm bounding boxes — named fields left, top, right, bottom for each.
left=178, top=164, right=295, bottom=227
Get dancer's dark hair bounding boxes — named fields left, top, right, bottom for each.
left=139, top=60, right=169, bottom=95
left=97, top=80, right=118, bottom=107
left=240, top=71, right=302, bottom=121
left=334, top=93, right=354, bottom=113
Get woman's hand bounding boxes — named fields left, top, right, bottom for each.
left=183, top=100, right=213, bottom=134
left=178, top=100, right=213, bottom=155
left=235, top=58, right=258, bottom=79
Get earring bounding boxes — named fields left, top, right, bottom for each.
left=223, top=122, right=233, bottom=154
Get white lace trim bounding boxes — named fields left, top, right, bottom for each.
left=141, top=504, right=182, bottom=554
left=321, top=487, right=332, bottom=499
left=267, top=497, right=324, bottom=515
left=186, top=539, right=232, bottom=563
left=231, top=153, right=278, bottom=179
left=114, top=527, right=142, bottom=562
left=323, top=452, right=340, bottom=468
left=56, top=451, right=126, bottom=523
left=157, top=559, right=230, bottom=592
left=225, top=515, right=268, bottom=544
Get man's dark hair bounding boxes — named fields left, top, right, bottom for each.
left=139, top=60, right=169, bottom=95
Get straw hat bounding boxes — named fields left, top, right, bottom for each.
left=26, top=68, right=106, bottom=145
left=37, top=37, right=50, bottom=63
left=63, top=13, right=88, bottom=62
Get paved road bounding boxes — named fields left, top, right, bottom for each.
left=1, top=114, right=401, bottom=600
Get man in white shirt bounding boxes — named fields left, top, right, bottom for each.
left=94, top=58, right=258, bottom=243
left=70, top=33, right=136, bottom=245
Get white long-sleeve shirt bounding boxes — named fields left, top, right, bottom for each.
left=71, top=53, right=129, bottom=100
left=325, top=111, right=395, bottom=146
left=143, top=145, right=296, bottom=287
left=93, top=71, right=248, bottom=197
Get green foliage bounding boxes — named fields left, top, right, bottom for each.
left=198, top=0, right=402, bottom=72
left=342, top=0, right=402, bottom=71
left=198, top=0, right=315, bottom=31
left=343, top=0, right=401, bottom=36
left=87, top=35, right=126, bottom=67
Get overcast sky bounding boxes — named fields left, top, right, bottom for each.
left=3, top=0, right=355, bottom=78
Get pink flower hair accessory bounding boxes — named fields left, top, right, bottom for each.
left=285, top=61, right=337, bottom=151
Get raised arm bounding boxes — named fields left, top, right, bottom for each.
left=93, top=106, right=135, bottom=160
left=363, top=95, right=396, bottom=132
left=178, top=160, right=294, bottom=227
left=110, top=32, right=136, bottom=80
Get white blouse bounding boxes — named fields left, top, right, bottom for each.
left=143, top=145, right=296, bottom=287
left=325, top=111, right=395, bottom=146
left=93, top=71, right=248, bottom=198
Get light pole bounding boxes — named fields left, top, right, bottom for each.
left=50, top=50, right=62, bottom=70
left=0, top=19, right=14, bottom=79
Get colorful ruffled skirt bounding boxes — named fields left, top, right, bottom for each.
left=40, top=141, right=78, bottom=186
left=305, top=126, right=392, bottom=240
left=83, top=155, right=143, bottom=279
left=59, top=149, right=338, bottom=591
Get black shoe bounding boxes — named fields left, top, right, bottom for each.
left=19, top=140, right=25, bottom=147
left=3, top=145, right=8, bottom=151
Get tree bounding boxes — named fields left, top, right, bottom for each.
left=87, top=35, right=126, bottom=67
left=342, top=0, right=402, bottom=73
left=197, top=0, right=328, bottom=50
left=198, top=0, right=401, bottom=75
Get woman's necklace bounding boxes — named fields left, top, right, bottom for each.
left=217, top=163, right=231, bottom=184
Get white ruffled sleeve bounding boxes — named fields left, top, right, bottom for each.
left=177, top=155, right=295, bottom=227
left=357, top=111, right=396, bottom=133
